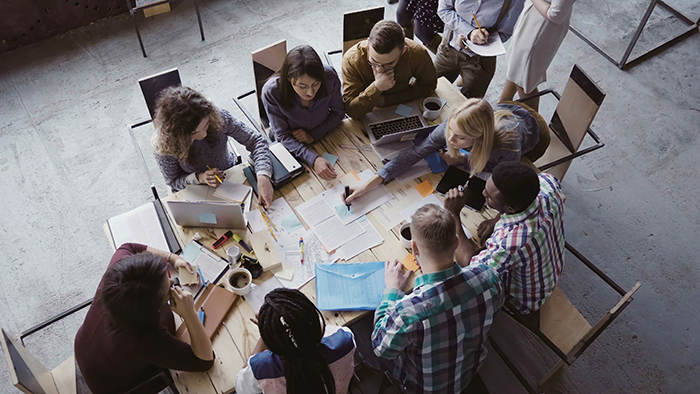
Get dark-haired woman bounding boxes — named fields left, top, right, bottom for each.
left=74, top=243, right=214, bottom=394
left=262, top=45, right=345, bottom=181
left=235, top=288, right=356, bottom=394
left=153, top=86, right=274, bottom=208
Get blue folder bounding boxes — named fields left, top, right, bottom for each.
left=316, top=261, right=386, bottom=311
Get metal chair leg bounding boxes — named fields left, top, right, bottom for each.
left=193, top=0, right=205, bottom=41
left=130, top=9, right=147, bottom=57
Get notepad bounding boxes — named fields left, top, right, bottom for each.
left=316, top=261, right=386, bottom=311
left=401, top=253, right=419, bottom=271
left=178, top=266, right=199, bottom=286
left=213, top=180, right=252, bottom=203
left=415, top=180, right=435, bottom=197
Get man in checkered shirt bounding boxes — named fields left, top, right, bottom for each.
left=372, top=204, right=504, bottom=393
left=445, top=161, right=565, bottom=318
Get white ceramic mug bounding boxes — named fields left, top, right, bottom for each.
left=399, top=222, right=412, bottom=249
left=422, top=97, right=445, bottom=121
left=225, top=267, right=252, bottom=295
left=226, top=245, right=241, bottom=268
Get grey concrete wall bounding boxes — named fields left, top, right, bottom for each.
left=0, top=0, right=698, bottom=392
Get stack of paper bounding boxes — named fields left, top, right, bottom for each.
left=296, top=193, right=366, bottom=251
left=214, top=180, right=252, bottom=203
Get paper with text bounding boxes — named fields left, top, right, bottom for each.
left=108, top=203, right=169, bottom=252
left=323, top=169, right=393, bottom=225
left=337, top=216, right=384, bottom=261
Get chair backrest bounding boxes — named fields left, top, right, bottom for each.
left=252, top=40, right=287, bottom=130
left=138, top=68, right=182, bottom=120
left=1, top=328, right=59, bottom=394
left=342, top=6, right=384, bottom=54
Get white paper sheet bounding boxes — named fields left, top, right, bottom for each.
left=296, top=193, right=335, bottom=227
left=337, top=216, right=384, bottom=261
left=371, top=182, right=424, bottom=230
left=323, top=169, right=394, bottom=225
left=192, top=247, right=229, bottom=284
left=313, top=215, right=365, bottom=251
left=466, top=33, right=506, bottom=56
left=181, top=185, right=225, bottom=202
left=271, top=230, right=336, bottom=289
left=400, top=194, right=444, bottom=223
left=245, top=197, right=300, bottom=235
left=108, top=203, right=169, bottom=252
left=245, top=276, right=285, bottom=313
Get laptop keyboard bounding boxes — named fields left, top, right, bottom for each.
left=369, top=115, right=423, bottom=140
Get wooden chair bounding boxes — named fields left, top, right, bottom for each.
left=233, top=39, right=287, bottom=135
left=125, top=0, right=205, bottom=57
left=487, top=242, right=641, bottom=394
left=521, top=65, right=606, bottom=181
left=323, top=6, right=384, bottom=81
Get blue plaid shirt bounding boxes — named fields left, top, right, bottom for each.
left=372, top=263, right=504, bottom=394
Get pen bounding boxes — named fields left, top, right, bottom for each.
left=198, top=307, right=206, bottom=324
left=299, top=237, right=304, bottom=265
left=206, top=165, right=223, bottom=184
left=472, top=12, right=484, bottom=34
left=345, top=186, right=351, bottom=211
left=232, top=234, right=253, bottom=253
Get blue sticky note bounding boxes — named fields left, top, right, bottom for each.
left=281, top=214, right=303, bottom=234
left=180, top=242, right=201, bottom=263
left=395, top=104, right=413, bottom=117
left=322, top=152, right=339, bottom=167
left=198, top=212, right=218, bottom=225
left=334, top=204, right=353, bottom=219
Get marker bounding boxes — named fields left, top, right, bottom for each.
left=232, top=234, right=253, bottom=253
left=206, top=165, right=223, bottom=184
left=212, top=230, right=233, bottom=249
left=299, top=237, right=304, bottom=265
left=345, top=186, right=351, bottom=211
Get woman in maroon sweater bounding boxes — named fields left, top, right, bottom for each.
left=74, top=243, right=214, bottom=394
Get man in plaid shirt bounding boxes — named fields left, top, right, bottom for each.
left=445, top=161, right=565, bottom=316
left=372, top=204, right=504, bottom=393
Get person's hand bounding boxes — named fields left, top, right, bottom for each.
left=384, top=259, right=411, bottom=290
left=477, top=217, right=499, bottom=240
left=373, top=69, right=396, bottom=92
left=314, top=157, right=337, bottom=180
left=197, top=168, right=225, bottom=187
left=173, top=256, right=195, bottom=275
left=292, top=129, right=314, bottom=144
left=458, top=34, right=469, bottom=49
left=444, top=187, right=468, bottom=217
left=469, top=29, right=489, bottom=45
left=439, top=150, right=466, bottom=166
left=169, top=286, right=196, bottom=318
left=257, top=174, right=274, bottom=209
left=343, top=174, right=384, bottom=204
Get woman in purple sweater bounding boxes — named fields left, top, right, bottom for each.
left=74, top=243, right=214, bottom=394
left=262, top=45, right=345, bottom=180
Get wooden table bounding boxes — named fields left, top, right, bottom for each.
left=166, top=77, right=499, bottom=393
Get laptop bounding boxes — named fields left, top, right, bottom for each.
left=362, top=103, right=429, bottom=145
left=371, top=125, right=437, bottom=162
left=166, top=201, right=247, bottom=229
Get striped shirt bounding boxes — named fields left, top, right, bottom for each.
left=372, top=263, right=503, bottom=394
left=471, top=173, right=565, bottom=313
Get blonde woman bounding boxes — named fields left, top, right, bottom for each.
left=153, top=86, right=275, bottom=208
left=345, top=99, right=548, bottom=202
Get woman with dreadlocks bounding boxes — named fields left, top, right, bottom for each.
left=235, top=288, right=356, bottom=394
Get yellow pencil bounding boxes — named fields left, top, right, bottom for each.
left=206, top=165, right=223, bottom=184
left=260, top=208, right=278, bottom=231
left=258, top=207, right=277, bottom=241
left=472, top=12, right=484, bottom=34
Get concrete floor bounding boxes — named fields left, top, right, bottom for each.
left=1, top=0, right=699, bottom=392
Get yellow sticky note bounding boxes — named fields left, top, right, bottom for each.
left=415, top=180, right=434, bottom=198
left=401, top=253, right=419, bottom=272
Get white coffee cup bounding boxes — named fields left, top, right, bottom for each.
left=399, top=222, right=412, bottom=249
left=422, top=97, right=445, bottom=121
left=225, top=267, right=252, bottom=295
left=226, top=245, right=241, bottom=268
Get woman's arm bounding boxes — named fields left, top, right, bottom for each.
left=145, top=246, right=194, bottom=274
left=376, top=122, right=447, bottom=181
left=155, top=153, right=197, bottom=192
left=219, top=109, right=274, bottom=178
left=170, top=287, right=214, bottom=361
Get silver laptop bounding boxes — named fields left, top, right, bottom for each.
left=371, top=124, right=438, bottom=163
left=167, top=201, right=247, bottom=229
left=362, top=103, right=428, bottom=145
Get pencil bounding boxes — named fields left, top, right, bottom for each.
left=472, top=12, right=484, bottom=34
left=206, top=165, right=223, bottom=184
left=261, top=209, right=278, bottom=231
left=258, top=207, right=277, bottom=241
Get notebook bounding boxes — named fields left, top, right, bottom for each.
left=176, top=284, right=238, bottom=343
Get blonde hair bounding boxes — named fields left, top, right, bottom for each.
left=410, top=204, right=456, bottom=256
left=445, top=99, right=519, bottom=175
left=153, top=86, right=222, bottom=163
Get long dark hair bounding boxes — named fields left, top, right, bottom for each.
left=258, top=288, right=336, bottom=394
left=278, top=45, right=327, bottom=109
left=153, top=86, right=222, bottom=163
left=99, top=252, right=170, bottom=335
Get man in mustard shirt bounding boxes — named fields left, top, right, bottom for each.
left=342, top=20, right=438, bottom=119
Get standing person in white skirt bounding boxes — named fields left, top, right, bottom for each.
left=500, top=0, right=575, bottom=111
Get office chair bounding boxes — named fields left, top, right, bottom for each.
left=125, top=0, right=205, bottom=57
left=519, top=65, right=606, bottom=181
left=487, top=243, right=641, bottom=394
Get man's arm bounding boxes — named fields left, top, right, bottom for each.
left=380, top=47, right=437, bottom=106
left=444, top=187, right=476, bottom=267
left=342, top=49, right=382, bottom=119
left=372, top=259, right=412, bottom=359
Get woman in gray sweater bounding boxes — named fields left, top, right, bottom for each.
left=153, top=86, right=274, bottom=208
left=345, top=99, right=548, bottom=203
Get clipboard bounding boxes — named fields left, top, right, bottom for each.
left=176, top=283, right=238, bottom=343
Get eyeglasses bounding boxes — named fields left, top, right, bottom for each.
left=367, top=47, right=404, bottom=71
